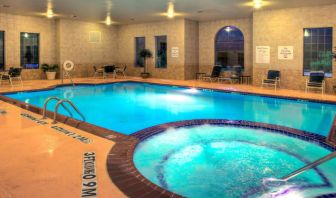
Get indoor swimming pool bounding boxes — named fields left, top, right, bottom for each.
left=3, top=81, right=336, bottom=136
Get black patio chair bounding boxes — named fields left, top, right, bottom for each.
left=0, top=67, right=23, bottom=87
left=261, top=70, right=280, bottom=90
left=202, top=66, right=222, bottom=82
left=306, top=71, right=325, bottom=94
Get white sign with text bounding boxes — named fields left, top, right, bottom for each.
left=256, top=46, right=270, bottom=64
left=278, top=46, right=294, bottom=60
left=172, top=47, right=179, bottom=58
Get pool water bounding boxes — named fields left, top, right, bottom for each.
left=133, top=125, right=336, bottom=198
left=4, top=82, right=336, bottom=135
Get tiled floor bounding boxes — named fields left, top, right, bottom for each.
left=0, top=76, right=336, bottom=197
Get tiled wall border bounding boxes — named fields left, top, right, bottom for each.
left=108, top=119, right=336, bottom=198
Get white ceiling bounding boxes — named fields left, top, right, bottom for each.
left=0, top=0, right=335, bottom=24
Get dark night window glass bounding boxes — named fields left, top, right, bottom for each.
left=303, top=27, right=333, bottom=77
left=20, top=32, right=39, bottom=69
left=0, top=31, right=4, bottom=71
left=135, top=37, right=145, bottom=67
left=215, top=26, right=244, bottom=68
left=155, top=36, right=167, bottom=68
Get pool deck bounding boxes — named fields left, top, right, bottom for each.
left=1, top=76, right=336, bottom=197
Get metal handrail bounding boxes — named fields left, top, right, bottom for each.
left=263, top=151, right=336, bottom=188
left=42, top=97, right=73, bottom=119
left=281, top=151, right=336, bottom=181
left=52, top=99, right=85, bottom=124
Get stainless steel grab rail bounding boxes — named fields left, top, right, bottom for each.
left=263, top=151, right=336, bottom=188
left=52, top=99, right=85, bottom=124
left=42, top=97, right=73, bottom=119
left=281, top=151, right=336, bottom=181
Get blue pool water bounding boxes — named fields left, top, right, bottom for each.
left=133, top=125, right=336, bottom=198
left=3, top=82, right=336, bottom=135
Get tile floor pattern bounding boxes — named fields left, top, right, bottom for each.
left=1, top=76, right=336, bottom=197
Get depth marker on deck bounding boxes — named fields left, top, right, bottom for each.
left=81, top=152, right=98, bottom=198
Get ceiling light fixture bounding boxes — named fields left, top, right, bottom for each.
left=167, top=1, right=175, bottom=18
left=253, top=0, right=263, bottom=9
left=225, top=27, right=232, bottom=32
left=47, top=9, right=54, bottom=18
left=46, top=0, right=54, bottom=18
left=105, top=15, right=112, bottom=25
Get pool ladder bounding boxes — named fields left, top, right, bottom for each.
left=42, top=96, right=86, bottom=124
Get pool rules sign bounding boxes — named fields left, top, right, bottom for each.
left=278, top=46, right=294, bottom=60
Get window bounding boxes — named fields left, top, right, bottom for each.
left=303, top=27, right=333, bottom=77
left=0, top=31, right=4, bottom=71
left=215, top=26, right=244, bottom=68
left=155, top=36, right=167, bottom=68
left=20, top=32, right=39, bottom=69
left=135, top=37, right=145, bottom=67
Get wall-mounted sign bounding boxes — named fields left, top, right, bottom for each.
left=171, top=47, right=179, bottom=58
left=278, top=46, right=294, bottom=60
left=256, top=46, right=270, bottom=64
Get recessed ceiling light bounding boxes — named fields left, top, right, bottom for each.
left=253, top=0, right=263, bottom=9
left=3, top=5, right=10, bottom=8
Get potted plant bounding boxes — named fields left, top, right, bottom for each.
left=42, top=63, right=59, bottom=80
left=139, top=49, right=153, bottom=78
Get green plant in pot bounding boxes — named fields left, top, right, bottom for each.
left=139, top=49, right=153, bottom=78
left=42, top=63, right=59, bottom=80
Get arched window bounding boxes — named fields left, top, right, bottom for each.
left=215, top=26, right=244, bottom=68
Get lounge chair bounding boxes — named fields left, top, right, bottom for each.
left=93, top=65, right=104, bottom=78
left=0, top=67, right=23, bottom=87
left=306, top=71, right=325, bottom=94
left=202, top=66, right=222, bottom=82
left=261, top=70, right=280, bottom=90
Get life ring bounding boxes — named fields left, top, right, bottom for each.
left=64, top=90, right=74, bottom=99
left=63, top=60, right=74, bottom=71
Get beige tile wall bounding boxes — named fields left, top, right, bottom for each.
left=117, top=19, right=186, bottom=80
left=184, top=20, right=199, bottom=80
left=198, top=18, right=253, bottom=75
left=58, top=19, right=118, bottom=78
left=0, top=13, right=57, bottom=80
left=253, top=4, right=336, bottom=92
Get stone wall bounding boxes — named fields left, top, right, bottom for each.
left=253, top=4, right=336, bottom=92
